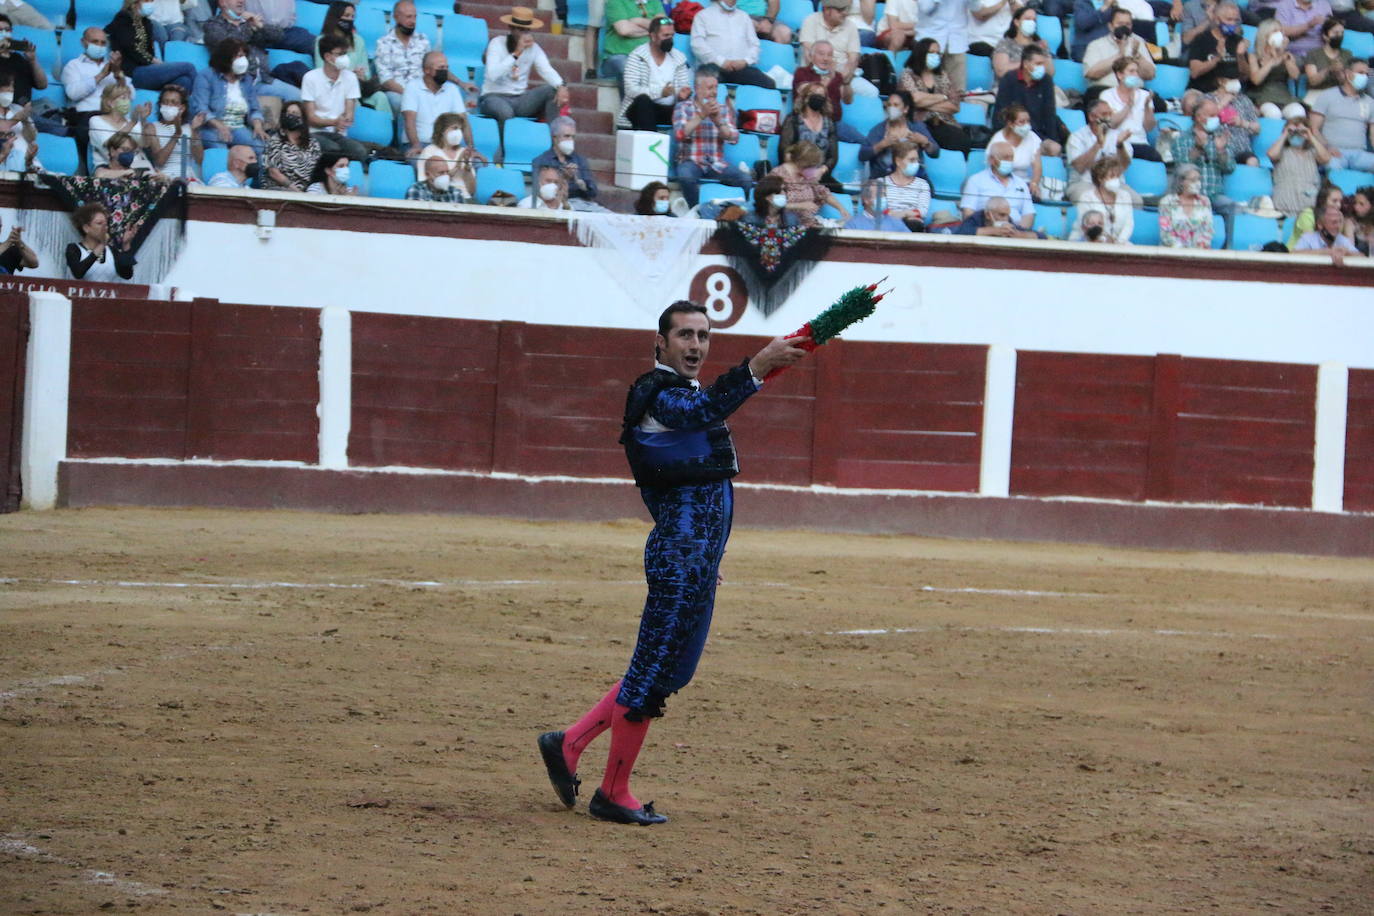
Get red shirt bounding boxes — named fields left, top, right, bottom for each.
left=792, top=65, right=844, bottom=122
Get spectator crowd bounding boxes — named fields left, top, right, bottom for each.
left=0, top=0, right=1371, bottom=281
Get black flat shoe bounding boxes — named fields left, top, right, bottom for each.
left=588, top=788, right=667, bottom=825
left=537, top=731, right=579, bottom=809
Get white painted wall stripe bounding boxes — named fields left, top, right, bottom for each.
left=979, top=344, right=1017, bottom=498
left=1312, top=362, right=1348, bottom=513
left=20, top=292, right=71, bottom=510
left=317, top=306, right=351, bottom=470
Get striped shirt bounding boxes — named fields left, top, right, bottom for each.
left=882, top=174, right=932, bottom=218
left=616, top=43, right=692, bottom=127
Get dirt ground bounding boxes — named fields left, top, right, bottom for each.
left=1, top=507, right=1371, bottom=916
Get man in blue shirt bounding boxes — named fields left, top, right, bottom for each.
left=844, top=179, right=913, bottom=231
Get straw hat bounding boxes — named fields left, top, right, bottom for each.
left=499, top=6, right=545, bottom=28
left=1244, top=195, right=1284, bottom=219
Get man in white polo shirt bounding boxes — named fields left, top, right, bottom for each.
left=959, top=140, right=1035, bottom=228
left=402, top=50, right=466, bottom=162
left=302, top=33, right=369, bottom=162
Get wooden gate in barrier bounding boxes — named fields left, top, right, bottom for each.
left=0, top=293, right=27, bottom=512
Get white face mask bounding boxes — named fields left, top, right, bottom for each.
left=1268, top=30, right=1284, bottom=48
left=885, top=106, right=903, bottom=122
left=0, top=92, right=13, bottom=109
left=1184, top=180, right=1201, bottom=195
left=1223, top=79, right=1241, bottom=93
left=1103, top=176, right=1122, bottom=191
left=159, top=104, right=180, bottom=122
left=232, top=56, right=249, bottom=75
left=539, top=181, right=559, bottom=201
left=444, top=127, right=463, bottom=146
left=769, top=193, right=788, bottom=208
left=557, top=138, right=575, bottom=155
left=333, top=165, right=350, bottom=183
left=432, top=173, right=451, bottom=191
left=1012, top=123, right=1031, bottom=137
left=653, top=198, right=670, bottom=214
left=333, top=53, right=351, bottom=70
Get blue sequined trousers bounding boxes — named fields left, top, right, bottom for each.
left=616, top=478, right=733, bottom=715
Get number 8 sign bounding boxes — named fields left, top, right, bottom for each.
left=688, top=265, right=747, bottom=329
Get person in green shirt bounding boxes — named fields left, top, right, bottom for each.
left=601, top=0, right=668, bottom=84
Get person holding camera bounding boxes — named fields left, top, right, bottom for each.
left=1268, top=113, right=1332, bottom=216
left=0, top=14, right=47, bottom=107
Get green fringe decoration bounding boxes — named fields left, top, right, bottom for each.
left=809, top=284, right=880, bottom=345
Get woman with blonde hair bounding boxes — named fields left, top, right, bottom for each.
left=89, top=82, right=150, bottom=167
left=766, top=140, right=851, bottom=227
left=1246, top=20, right=1302, bottom=119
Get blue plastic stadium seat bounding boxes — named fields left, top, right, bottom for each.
left=1252, top=116, right=1285, bottom=163
left=1040, top=155, right=1067, bottom=184
left=39, top=134, right=80, bottom=175
left=1054, top=59, right=1086, bottom=94
left=965, top=53, right=994, bottom=93
left=14, top=27, right=59, bottom=78
left=444, top=13, right=490, bottom=62
left=925, top=151, right=966, bottom=196
left=841, top=95, right=884, bottom=133
left=468, top=115, right=500, bottom=161
left=966, top=147, right=986, bottom=175
left=954, top=101, right=987, bottom=128
left=500, top=117, right=551, bottom=171
left=777, top=0, right=814, bottom=32
left=1039, top=16, right=1063, bottom=55
left=1229, top=212, right=1285, bottom=250
left=1033, top=202, right=1068, bottom=239
left=697, top=181, right=748, bottom=204
left=1346, top=29, right=1374, bottom=58
left=368, top=159, right=414, bottom=199
left=475, top=164, right=525, bottom=203
left=164, top=41, right=209, bottom=70
left=295, top=1, right=328, bottom=34
left=268, top=48, right=314, bottom=70
left=355, top=6, right=388, bottom=46
left=1130, top=209, right=1161, bottom=245
left=1147, top=64, right=1190, bottom=101
left=1325, top=168, right=1367, bottom=196
left=672, top=33, right=694, bottom=65
left=1210, top=213, right=1226, bottom=249
left=1057, top=107, right=1085, bottom=133
left=1124, top=158, right=1167, bottom=197
left=756, top=40, right=796, bottom=76
left=347, top=104, right=394, bottom=146
left=722, top=136, right=765, bottom=174
left=201, top=146, right=227, bottom=178
left=734, top=85, right=785, bottom=122
left=132, top=87, right=159, bottom=110
left=31, top=81, right=67, bottom=108
left=833, top=141, right=863, bottom=187
left=27, top=0, right=70, bottom=26
left=1221, top=163, right=1273, bottom=201
left=75, top=0, right=124, bottom=26
left=417, top=12, right=439, bottom=45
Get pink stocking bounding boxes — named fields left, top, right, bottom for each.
left=561, top=681, right=621, bottom=774
left=600, top=704, right=652, bottom=810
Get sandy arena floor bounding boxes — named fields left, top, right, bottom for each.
left=1, top=507, right=1371, bottom=915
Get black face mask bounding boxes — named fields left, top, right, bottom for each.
left=1085, top=224, right=1104, bottom=241
left=1113, top=24, right=1132, bottom=39
left=338, top=19, right=354, bottom=31
left=432, top=67, right=448, bottom=84
left=281, top=112, right=304, bottom=130
left=397, top=23, right=414, bottom=36
left=1327, top=33, right=1343, bottom=48
left=658, top=37, right=674, bottom=53
left=806, top=94, right=825, bottom=112
left=244, top=162, right=260, bottom=180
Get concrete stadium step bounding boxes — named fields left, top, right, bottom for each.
left=596, top=185, right=639, bottom=212
left=572, top=133, right=615, bottom=161
left=568, top=107, right=611, bottom=133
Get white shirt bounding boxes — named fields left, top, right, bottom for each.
left=845, top=0, right=876, bottom=30
left=401, top=78, right=465, bottom=147
left=480, top=36, right=563, bottom=96
left=148, top=0, right=190, bottom=25
left=1082, top=34, right=1152, bottom=88
left=917, top=0, right=970, bottom=54
left=1104, top=84, right=1150, bottom=140
left=967, top=0, right=1011, bottom=48
left=1001, top=128, right=1042, bottom=180
left=149, top=119, right=193, bottom=179
left=208, top=170, right=249, bottom=188
left=1065, top=122, right=1131, bottom=187
left=1116, top=0, right=1155, bottom=21
left=690, top=3, right=760, bottom=68
left=62, top=54, right=119, bottom=113
left=88, top=114, right=137, bottom=166
left=301, top=67, right=361, bottom=132
left=800, top=13, right=861, bottom=72
left=879, top=0, right=920, bottom=30
left=960, top=167, right=1033, bottom=221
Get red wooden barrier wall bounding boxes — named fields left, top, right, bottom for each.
left=349, top=315, right=987, bottom=491
left=1346, top=369, right=1374, bottom=513
left=1012, top=352, right=1317, bottom=508
left=0, top=294, right=26, bottom=512
left=68, top=299, right=319, bottom=462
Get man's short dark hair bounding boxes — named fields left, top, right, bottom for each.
left=1110, top=7, right=1132, bottom=23
left=319, top=33, right=352, bottom=57
left=1022, top=45, right=1049, bottom=62
left=655, top=301, right=708, bottom=359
